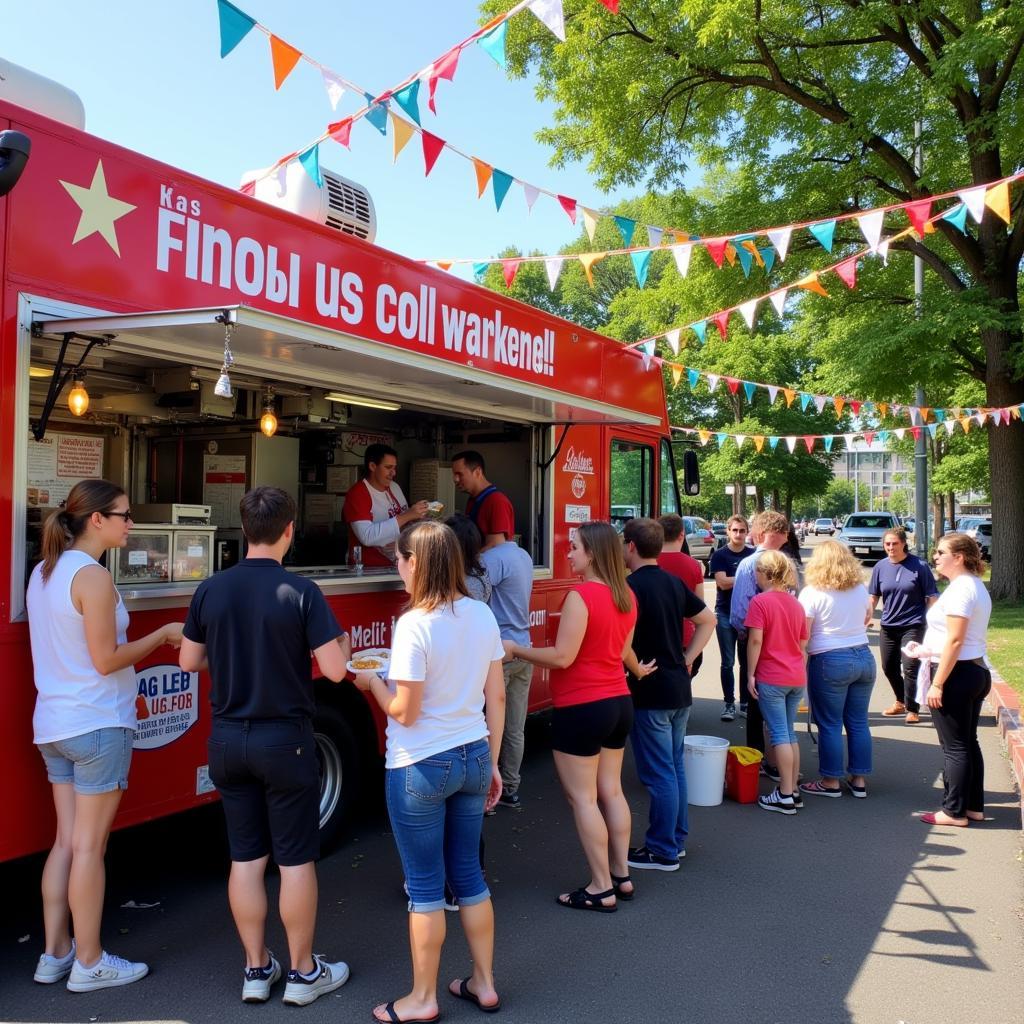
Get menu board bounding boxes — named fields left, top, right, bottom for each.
left=27, top=432, right=104, bottom=506
left=202, top=454, right=246, bottom=527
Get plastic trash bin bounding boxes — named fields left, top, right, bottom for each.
left=684, top=735, right=730, bottom=806
left=725, top=746, right=763, bottom=804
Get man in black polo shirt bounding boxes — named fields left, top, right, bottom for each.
left=622, top=518, right=715, bottom=871
left=180, top=487, right=352, bottom=1007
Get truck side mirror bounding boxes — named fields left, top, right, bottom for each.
left=683, top=449, right=700, bottom=496
left=0, top=131, right=31, bottom=197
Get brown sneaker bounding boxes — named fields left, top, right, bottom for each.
left=882, top=702, right=906, bottom=717
left=905, top=711, right=920, bottom=723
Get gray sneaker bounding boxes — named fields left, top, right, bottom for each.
left=66, top=951, right=149, bottom=992
left=720, top=703, right=736, bottom=722
left=282, top=955, right=350, bottom=1006
left=34, top=940, right=76, bottom=984
left=242, top=953, right=281, bottom=1003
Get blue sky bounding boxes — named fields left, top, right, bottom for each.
left=3, top=0, right=638, bottom=276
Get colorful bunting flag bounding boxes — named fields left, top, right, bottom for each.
left=797, top=273, right=829, bottom=297
left=321, top=69, right=345, bottom=110
left=705, top=239, right=728, bottom=269
left=785, top=436, right=798, bottom=453
left=501, top=259, right=521, bottom=288
left=597, top=0, right=620, bottom=11
left=557, top=195, right=578, bottom=224
left=690, top=321, right=707, bottom=345
left=522, top=183, right=541, bottom=212
left=802, top=436, right=815, bottom=453
left=472, top=159, right=493, bottom=198
left=582, top=208, right=600, bottom=243
left=393, top=80, right=421, bottom=125
left=767, top=385, right=778, bottom=405
left=472, top=262, right=489, bottom=284
left=666, top=329, right=681, bottom=355
left=492, top=169, right=514, bottom=211
left=760, top=247, right=776, bottom=274
left=958, top=186, right=987, bottom=223
left=942, top=203, right=969, bottom=234
left=769, top=289, right=788, bottom=316
left=833, top=396, right=845, bottom=417
left=707, top=374, right=720, bottom=393
left=783, top=388, right=795, bottom=407
left=390, top=113, right=416, bottom=163
left=905, top=198, right=932, bottom=237
left=808, top=219, right=836, bottom=252
left=270, top=35, right=302, bottom=90
left=712, top=310, right=730, bottom=340
left=297, top=144, right=321, bottom=187
left=738, top=300, right=758, bottom=329
left=858, top=209, right=885, bottom=252
left=544, top=257, right=564, bottom=291
left=614, top=216, right=636, bottom=248
left=736, top=245, right=753, bottom=278
left=579, top=253, right=603, bottom=287
left=427, top=48, right=460, bottom=114
left=630, top=250, right=651, bottom=288
left=743, top=381, right=756, bottom=402
left=672, top=243, right=692, bottom=277
left=328, top=117, right=353, bottom=147
left=726, top=377, right=740, bottom=395
left=985, top=181, right=1011, bottom=223
left=670, top=366, right=683, bottom=388
left=363, top=93, right=389, bottom=135
left=647, top=226, right=664, bottom=247
left=478, top=20, right=508, bottom=68
left=813, top=395, right=827, bottom=414
left=769, top=436, right=780, bottom=451
left=528, top=0, right=566, bottom=41
left=421, top=131, right=445, bottom=176
left=218, top=0, right=255, bottom=57
left=835, top=258, right=858, bottom=289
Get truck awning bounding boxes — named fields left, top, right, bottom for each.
left=35, top=305, right=658, bottom=426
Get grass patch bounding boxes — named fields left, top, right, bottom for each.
left=988, top=599, right=1024, bottom=700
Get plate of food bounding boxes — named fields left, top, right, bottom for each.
left=425, top=500, right=445, bottom=518
left=347, top=648, right=390, bottom=676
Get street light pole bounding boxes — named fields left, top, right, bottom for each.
left=913, top=106, right=929, bottom=555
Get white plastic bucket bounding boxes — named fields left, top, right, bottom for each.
left=684, top=735, right=731, bottom=807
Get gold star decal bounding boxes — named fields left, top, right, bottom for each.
left=59, top=160, right=136, bottom=257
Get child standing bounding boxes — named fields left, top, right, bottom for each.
left=744, top=551, right=808, bottom=815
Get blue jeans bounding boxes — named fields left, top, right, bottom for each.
left=630, top=706, right=691, bottom=858
left=807, top=646, right=876, bottom=779
left=38, top=727, right=134, bottom=794
left=715, top=613, right=747, bottom=704
left=757, top=684, right=804, bottom=746
left=385, top=739, right=492, bottom=913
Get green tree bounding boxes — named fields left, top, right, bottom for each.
left=484, top=0, right=1024, bottom=598
left=822, top=478, right=870, bottom=518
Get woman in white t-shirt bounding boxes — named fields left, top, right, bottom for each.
left=354, top=521, right=505, bottom=1022
left=918, top=533, right=992, bottom=827
left=798, top=541, right=876, bottom=799
left=26, top=480, right=183, bottom=991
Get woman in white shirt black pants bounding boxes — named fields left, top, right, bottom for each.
left=919, top=533, right=992, bottom=827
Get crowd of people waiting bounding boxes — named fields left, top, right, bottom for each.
left=25, top=481, right=993, bottom=1019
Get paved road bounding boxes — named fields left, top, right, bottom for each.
left=2, top=575, right=1022, bottom=1024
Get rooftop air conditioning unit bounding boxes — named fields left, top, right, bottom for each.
left=241, top=161, right=376, bottom=242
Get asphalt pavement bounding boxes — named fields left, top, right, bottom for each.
left=2, top=560, right=1022, bottom=1024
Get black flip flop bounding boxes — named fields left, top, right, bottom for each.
left=450, top=977, right=501, bottom=1014
left=555, top=886, right=617, bottom=913
left=374, top=1000, right=441, bottom=1024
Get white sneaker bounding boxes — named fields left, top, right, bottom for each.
left=67, top=950, right=149, bottom=992
left=34, top=939, right=76, bottom=984
left=282, top=955, right=350, bottom=1006
left=242, top=952, right=281, bottom=1003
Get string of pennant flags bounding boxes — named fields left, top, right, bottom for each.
left=656, top=363, right=1010, bottom=429
left=217, top=0, right=618, bottom=193
left=671, top=401, right=1024, bottom=456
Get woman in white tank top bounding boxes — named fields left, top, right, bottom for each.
left=27, top=480, right=183, bottom=991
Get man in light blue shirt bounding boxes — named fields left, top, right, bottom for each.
left=480, top=539, right=534, bottom=810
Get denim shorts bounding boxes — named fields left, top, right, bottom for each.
left=38, top=727, right=134, bottom=795
left=756, top=684, right=805, bottom=746
left=386, top=738, right=492, bottom=914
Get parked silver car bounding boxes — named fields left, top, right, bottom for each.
left=682, top=515, right=716, bottom=567
left=973, top=521, right=992, bottom=561
left=839, top=512, right=901, bottom=561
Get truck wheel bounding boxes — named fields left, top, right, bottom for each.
left=312, top=704, right=361, bottom=853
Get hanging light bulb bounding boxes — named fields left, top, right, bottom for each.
left=214, top=320, right=235, bottom=398
left=67, top=374, right=89, bottom=416
left=260, top=387, right=278, bottom=437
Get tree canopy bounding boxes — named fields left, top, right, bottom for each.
left=481, top=0, right=1024, bottom=599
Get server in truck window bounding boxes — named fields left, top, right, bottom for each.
left=451, top=450, right=515, bottom=549
left=179, top=487, right=353, bottom=1006
left=342, top=444, right=430, bottom=567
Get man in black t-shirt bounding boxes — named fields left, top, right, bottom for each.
left=709, top=515, right=754, bottom=721
left=622, top=519, right=715, bottom=871
left=181, top=487, right=352, bottom=1007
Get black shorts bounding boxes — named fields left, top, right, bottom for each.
left=551, top=695, right=634, bottom=757
left=208, top=718, right=320, bottom=866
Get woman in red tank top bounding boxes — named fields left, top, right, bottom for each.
left=504, top=522, right=652, bottom=912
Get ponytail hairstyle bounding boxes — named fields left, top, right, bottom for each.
left=39, top=479, right=126, bottom=582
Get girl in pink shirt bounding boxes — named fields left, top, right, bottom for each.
left=745, top=551, right=808, bottom=815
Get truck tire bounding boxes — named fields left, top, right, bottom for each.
left=312, top=704, right=361, bottom=853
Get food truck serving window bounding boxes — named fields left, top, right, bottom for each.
left=609, top=439, right=654, bottom=527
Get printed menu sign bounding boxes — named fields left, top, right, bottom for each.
left=203, top=454, right=246, bottom=527
left=27, top=433, right=104, bottom=506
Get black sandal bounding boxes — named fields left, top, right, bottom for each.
left=555, top=886, right=617, bottom=913
left=611, top=874, right=634, bottom=901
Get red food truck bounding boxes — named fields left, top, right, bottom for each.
left=0, top=71, right=687, bottom=863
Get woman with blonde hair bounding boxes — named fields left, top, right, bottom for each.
left=745, top=550, right=808, bottom=815
left=27, top=480, right=183, bottom=990
left=353, top=520, right=506, bottom=1020
left=798, top=540, right=875, bottom=798
left=918, top=533, right=991, bottom=827
left=504, top=521, right=651, bottom=910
